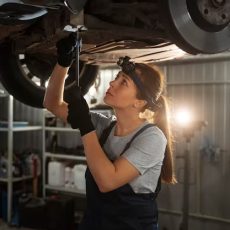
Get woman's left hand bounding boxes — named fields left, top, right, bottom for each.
left=67, top=87, right=95, bottom=136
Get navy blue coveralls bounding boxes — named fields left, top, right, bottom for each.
left=79, top=122, right=161, bottom=230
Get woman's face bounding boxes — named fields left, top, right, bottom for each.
left=104, top=71, right=140, bottom=110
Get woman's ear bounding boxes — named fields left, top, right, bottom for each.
left=134, top=99, right=147, bottom=109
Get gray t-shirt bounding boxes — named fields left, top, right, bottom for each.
left=91, top=112, right=167, bottom=194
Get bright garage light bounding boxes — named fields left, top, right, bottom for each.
left=175, top=108, right=193, bottom=127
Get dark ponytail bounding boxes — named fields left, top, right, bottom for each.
left=154, top=95, right=177, bottom=184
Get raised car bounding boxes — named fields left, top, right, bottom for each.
left=0, top=0, right=229, bottom=107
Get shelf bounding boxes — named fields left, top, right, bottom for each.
left=45, top=152, right=86, bottom=161
left=0, top=175, right=33, bottom=182
left=0, top=94, right=43, bottom=223
left=45, top=184, right=86, bottom=197
left=0, top=126, right=42, bottom=132
left=45, top=127, right=79, bottom=132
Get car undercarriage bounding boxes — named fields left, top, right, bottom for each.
left=0, top=0, right=230, bottom=107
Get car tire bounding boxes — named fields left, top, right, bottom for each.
left=0, top=42, right=99, bottom=108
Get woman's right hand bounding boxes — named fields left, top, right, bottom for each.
left=56, top=32, right=77, bottom=67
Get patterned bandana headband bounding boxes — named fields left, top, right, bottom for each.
left=117, top=56, right=161, bottom=111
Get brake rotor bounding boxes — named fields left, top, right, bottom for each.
left=160, top=0, right=230, bottom=54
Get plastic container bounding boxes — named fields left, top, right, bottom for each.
left=73, top=164, right=87, bottom=191
left=48, top=161, right=65, bottom=186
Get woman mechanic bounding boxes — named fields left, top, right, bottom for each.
left=43, top=33, right=176, bottom=230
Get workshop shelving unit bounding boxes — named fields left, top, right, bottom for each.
left=0, top=93, right=42, bottom=223
left=42, top=109, right=87, bottom=198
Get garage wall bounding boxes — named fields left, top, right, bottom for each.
left=158, top=59, right=230, bottom=230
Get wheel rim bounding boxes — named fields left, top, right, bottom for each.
left=187, top=0, right=230, bottom=32
left=19, top=53, right=78, bottom=90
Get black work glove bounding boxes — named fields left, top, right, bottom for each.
left=67, top=87, right=95, bottom=136
left=56, top=32, right=77, bottom=67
